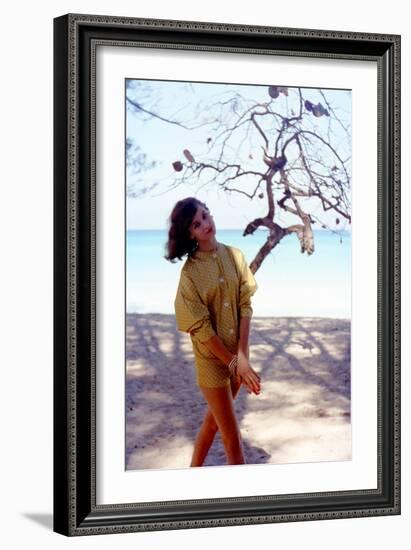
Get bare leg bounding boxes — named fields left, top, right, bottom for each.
left=191, top=377, right=241, bottom=467
left=191, top=377, right=244, bottom=466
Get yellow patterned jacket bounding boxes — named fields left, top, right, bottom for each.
left=174, top=242, right=257, bottom=387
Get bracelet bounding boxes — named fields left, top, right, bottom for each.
left=228, top=355, right=238, bottom=376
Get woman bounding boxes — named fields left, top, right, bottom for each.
left=165, top=197, right=261, bottom=466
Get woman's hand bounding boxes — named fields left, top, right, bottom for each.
left=236, top=352, right=261, bottom=395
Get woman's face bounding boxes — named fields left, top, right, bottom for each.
left=188, top=205, right=216, bottom=245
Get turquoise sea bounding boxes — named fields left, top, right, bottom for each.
left=126, top=229, right=351, bottom=318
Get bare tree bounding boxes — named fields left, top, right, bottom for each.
left=127, top=82, right=351, bottom=274
left=126, top=138, right=157, bottom=198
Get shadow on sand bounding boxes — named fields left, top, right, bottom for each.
left=126, top=314, right=351, bottom=471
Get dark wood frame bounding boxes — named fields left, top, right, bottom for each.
left=53, top=13, right=401, bottom=536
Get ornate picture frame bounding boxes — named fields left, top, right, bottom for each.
left=53, top=14, right=400, bottom=536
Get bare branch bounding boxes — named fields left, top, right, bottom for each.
left=126, top=97, right=194, bottom=129
left=127, top=82, right=351, bottom=272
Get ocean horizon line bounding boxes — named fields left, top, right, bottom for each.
left=126, top=226, right=351, bottom=318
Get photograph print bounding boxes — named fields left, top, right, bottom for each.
left=125, top=78, right=352, bottom=471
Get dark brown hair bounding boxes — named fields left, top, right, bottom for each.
left=164, top=197, right=208, bottom=262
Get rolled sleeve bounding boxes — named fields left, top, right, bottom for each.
left=239, top=252, right=258, bottom=318
left=174, top=271, right=216, bottom=343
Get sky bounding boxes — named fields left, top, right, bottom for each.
left=126, top=79, right=352, bottom=232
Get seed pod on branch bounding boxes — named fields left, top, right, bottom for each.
left=312, top=104, right=324, bottom=117
left=277, top=86, right=289, bottom=96
left=268, top=86, right=280, bottom=99
left=183, top=149, right=195, bottom=163
left=304, top=100, right=314, bottom=112
left=311, top=102, right=329, bottom=118
left=268, top=85, right=288, bottom=99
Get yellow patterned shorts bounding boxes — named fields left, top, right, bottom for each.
left=195, top=358, right=232, bottom=388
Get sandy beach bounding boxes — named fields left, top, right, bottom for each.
left=126, top=314, right=351, bottom=470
